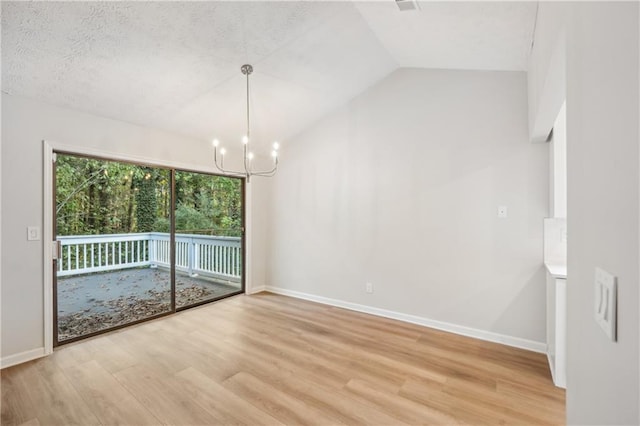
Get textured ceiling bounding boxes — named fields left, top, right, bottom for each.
left=1, top=1, right=536, bottom=147
left=355, top=1, right=537, bottom=71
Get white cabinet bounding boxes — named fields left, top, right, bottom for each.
left=546, top=269, right=566, bottom=388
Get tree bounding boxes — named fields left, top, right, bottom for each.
left=134, top=167, right=157, bottom=233
left=55, top=154, right=242, bottom=237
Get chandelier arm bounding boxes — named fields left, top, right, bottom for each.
left=213, top=164, right=246, bottom=178
left=248, top=156, right=278, bottom=176
left=251, top=171, right=277, bottom=178
left=249, top=164, right=278, bottom=177
left=212, top=148, right=248, bottom=178
left=252, top=172, right=277, bottom=178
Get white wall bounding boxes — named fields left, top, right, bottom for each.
left=531, top=2, right=640, bottom=424
left=550, top=102, right=567, bottom=219
left=267, top=68, right=549, bottom=346
left=527, top=2, right=570, bottom=144
left=564, top=3, right=639, bottom=424
left=0, top=94, right=269, bottom=363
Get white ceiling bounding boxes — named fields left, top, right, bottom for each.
left=1, top=1, right=537, bottom=147
left=354, top=2, right=537, bottom=71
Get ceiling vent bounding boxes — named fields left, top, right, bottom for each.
left=395, top=0, right=420, bottom=12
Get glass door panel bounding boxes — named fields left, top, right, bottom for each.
left=55, top=154, right=172, bottom=343
left=174, top=171, right=243, bottom=309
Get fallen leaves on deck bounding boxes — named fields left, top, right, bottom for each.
left=58, top=284, right=229, bottom=341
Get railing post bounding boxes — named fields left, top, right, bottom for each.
left=188, top=236, right=196, bottom=277
left=148, top=233, right=157, bottom=268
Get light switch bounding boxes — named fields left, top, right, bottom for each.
left=27, top=226, right=40, bottom=241
left=497, top=206, right=508, bottom=218
left=595, top=267, right=617, bottom=341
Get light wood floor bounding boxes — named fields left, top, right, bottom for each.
left=1, top=292, right=565, bottom=425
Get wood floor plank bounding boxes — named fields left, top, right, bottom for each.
left=1, top=292, right=565, bottom=425
left=113, top=364, right=221, bottom=425
left=82, top=334, right=140, bottom=373
left=173, top=367, right=286, bottom=426
left=1, top=364, right=36, bottom=426
left=7, top=361, right=100, bottom=426
left=442, top=378, right=560, bottom=424
left=17, top=419, right=41, bottom=426
left=198, top=330, right=409, bottom=425
left=222, top=371, right=345, bottom=425
left=299, top=325, right=449, bottom=386
left=108, top=325, right=192, bottom=376
left=211, top=301, right=409, bottom=392
left=218, top=329, right=351, bottom=390
left=158, top=330, right=240, bottom=383
left=63, top=359, right=161, bottom=425
left=345, top=377, right=462, bottom=425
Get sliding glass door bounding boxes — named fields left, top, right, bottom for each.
left=174, top=171, right=243, bottom=309
left=53, top=153, right=244, bottom=345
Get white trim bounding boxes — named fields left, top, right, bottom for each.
left=547, top=353, right=556, bottom=382
left=43, top=141, right=54, bottom=355
left=45, top=141, right=224, bottom=175
left=0, top=88, right=3, bottom=365
left=264, top=286, right=547, bottom=354
left=547, top=353, right=558, bottom=387
left=247, top=285, right=266, bottom=295
left=1, top=347, right=46, bottom=369
left=244, top=182, right=252, bottom=294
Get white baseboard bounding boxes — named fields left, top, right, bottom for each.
left=547, top=353, right=566, bottom=389
left=263, top=286, right=547, bottom=354
left=1, top=347, right=47, bottom=369
left=247, top=285, right=266, bottom=295
left=547, top=353, right=557, bottom=384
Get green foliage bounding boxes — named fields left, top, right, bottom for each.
left=174, top=171, right=242, bottom=236
left=154, top=217, right=170, bottom=233
left=55, top=155, right=242, bottom=237
left=176, top=204, right=212, bottom=231
left=134, top=167, right=158, bottom=233
left=56, top=156, right=140, bottom=235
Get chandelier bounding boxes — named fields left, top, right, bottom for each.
left=212, top=64, right=279, bottom=182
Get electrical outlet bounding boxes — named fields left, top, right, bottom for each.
left=27, top=226, right=40, bottom=241
left=365, top=282, right=373, bottom=294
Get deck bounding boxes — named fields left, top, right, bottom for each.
left=57, top=267, right=240, bottom=341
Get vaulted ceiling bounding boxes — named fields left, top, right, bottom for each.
left=1, top=1, right=537, bottom=147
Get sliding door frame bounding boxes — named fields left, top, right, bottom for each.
left=51, top=151, right=175, bottom=347
left=174, top=167, right=246, bottom=312
left=43, top=140, right=249, bottom=353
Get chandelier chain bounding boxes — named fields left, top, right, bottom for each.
left=246, top=66, right=250, bottom=140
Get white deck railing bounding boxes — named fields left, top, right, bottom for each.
left=57, top=232, right=242, bottom=282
